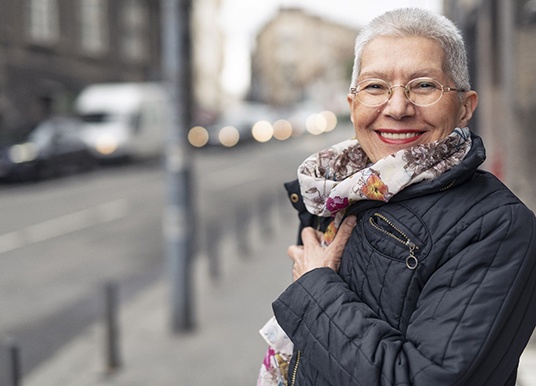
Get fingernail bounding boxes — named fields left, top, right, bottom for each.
left=346, top=215, right=357, bottom=226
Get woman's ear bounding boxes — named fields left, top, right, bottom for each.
left=347, top=94, right=355, bottom=123
left=458, top=91, right=478, bottom=127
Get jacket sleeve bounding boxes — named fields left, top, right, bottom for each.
left=273, top=203, right=536, bottom=385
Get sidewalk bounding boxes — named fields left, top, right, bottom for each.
left=23, top=196, right=536, bottom=385
left=24, top=195, right=295, bottom=386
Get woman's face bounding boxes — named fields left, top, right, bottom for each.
left=347, top=36, right=478, bottom=163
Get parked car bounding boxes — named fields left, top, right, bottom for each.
left=74, top=82, right=172, bottom=161
left=0, top=117, right=96, bottom=181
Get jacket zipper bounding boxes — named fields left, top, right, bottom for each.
left=369, top=213, right=419, bottom=269
left=439, top=178, right=456, bottom=192
left=290, top=350, right=301, bottom=386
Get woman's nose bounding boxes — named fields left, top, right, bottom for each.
left=384, top=86, right=415, bottom=119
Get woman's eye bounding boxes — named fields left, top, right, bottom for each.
left=367, top=83, right=385, bottom=89
left=363, top=82, right=387, bottom=92
left=414, top=81, right=438, bottom=90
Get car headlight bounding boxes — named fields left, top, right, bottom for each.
left=218, top=126, right=240, bottom=147
left=95, top=135, right=119, bottom=155
left=8, top=143, right=39, bottom=163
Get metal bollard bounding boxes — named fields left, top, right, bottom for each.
left=104, top=281, right=121, bottom=371
left=9, top=341, right=20, bottom=386
left=236, top=206, right=251, bottom=258
left=259, top=194, right=275, bottom=240
left=1, top=337, right=21, bottom=386
left=206, top=222, right=221, bottom=281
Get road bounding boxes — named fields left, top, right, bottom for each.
left=0, top=124, right=353, bottom=377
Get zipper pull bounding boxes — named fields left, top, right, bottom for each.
left=405, top=241, right=418, bottom=270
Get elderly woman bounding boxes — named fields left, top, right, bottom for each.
left=268, top=7, right=536, bottom=386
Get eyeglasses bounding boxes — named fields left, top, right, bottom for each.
left=349, top=77, right=464, bottom=107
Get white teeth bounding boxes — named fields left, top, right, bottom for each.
left=380, top=132, right=420, bottom=139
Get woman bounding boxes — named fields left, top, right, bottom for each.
left=271, top=8, right=536, bottom=386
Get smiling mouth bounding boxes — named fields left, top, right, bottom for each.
left=377, top=130, right=424, bottom=144
left=380, top=132, right=420, bottom=139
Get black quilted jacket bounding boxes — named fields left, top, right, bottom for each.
left=274, top=133, right=536, bottom=386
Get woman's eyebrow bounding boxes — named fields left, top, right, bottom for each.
left=358, top=69, right=445, bottom=81
left=358, top=71, right=387, bottom=79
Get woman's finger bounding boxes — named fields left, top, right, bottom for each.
left=301, top=227, right=322, bottom=246
left=287, top=244, right=304, bottom=261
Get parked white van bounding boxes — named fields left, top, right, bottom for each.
left=74, top=82, right=172, bottom=161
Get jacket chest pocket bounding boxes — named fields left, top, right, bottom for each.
left=362, top=206, right=432, bottom=270
left=369, top=213, right=420, bottom=269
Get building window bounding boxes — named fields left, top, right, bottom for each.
left=121, top=0, right=149, bottom=62
left=26, top=0, right=60, bottom=44
left=80, top=0, right=108, bottom=54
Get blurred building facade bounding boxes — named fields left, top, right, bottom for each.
left=444, top=0, right=536, bottom=210
left=250, top=8, right=358, bottom=114
left=191, top=0, right=225, bottom=125
left=0, top=0, right=163, bottom=133
left=0, top=0, right=225, bottom=133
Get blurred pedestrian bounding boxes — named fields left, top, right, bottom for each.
left=262, top=7, right=536, bottom=386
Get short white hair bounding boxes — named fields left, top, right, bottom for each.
left=350, top=8, right=471, bottom=92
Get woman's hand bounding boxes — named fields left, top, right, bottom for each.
left=288, top=216, right=357, bottom=281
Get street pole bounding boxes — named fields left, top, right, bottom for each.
left=160, top=0, right=195, bottom=332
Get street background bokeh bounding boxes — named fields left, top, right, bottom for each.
left=0, top=0, right=534, bottom=385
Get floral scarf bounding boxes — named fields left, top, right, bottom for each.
left=257, top=317, right=293, bottom=386
left=298, top=127, right=472, bottom=222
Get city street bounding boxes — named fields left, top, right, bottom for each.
left=0, top=124, right=354, bottom=379
left=0, top=122, right=534, bottom=385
